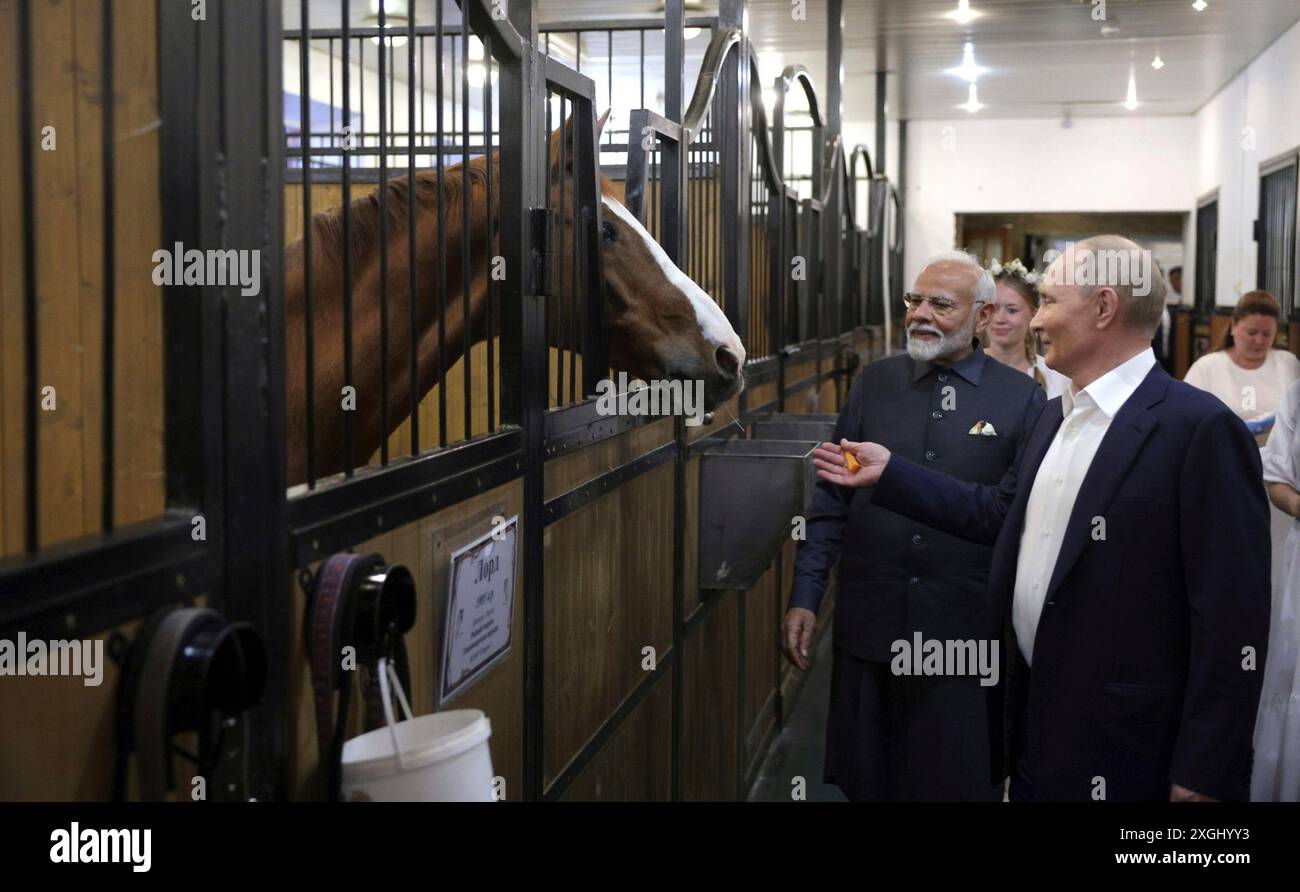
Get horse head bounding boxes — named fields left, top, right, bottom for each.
left=547, top=110, right=746, bottom=411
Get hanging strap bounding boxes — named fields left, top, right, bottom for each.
left=133, top=607, right=220, bottom=802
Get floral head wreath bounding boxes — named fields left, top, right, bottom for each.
left=987, top=257, right=1040, bottom=288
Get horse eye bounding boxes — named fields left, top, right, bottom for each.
left=601, top=220, right=618, bottom=247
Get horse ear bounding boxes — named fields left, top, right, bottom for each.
left=595, top=108, right=611, bottom=142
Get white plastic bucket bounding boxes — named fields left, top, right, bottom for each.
left=340, top=659, right=495, bottom=802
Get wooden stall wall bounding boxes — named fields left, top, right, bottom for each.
left=0, top=0, right=166, bottom=801
left=0, top=0, right=164, bottom=559
left=288, top=480, right=526, bottom=801
left=542, top=418, right=675, bottom=795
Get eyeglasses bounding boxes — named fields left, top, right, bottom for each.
left=901, top=292, right=985, bottom=316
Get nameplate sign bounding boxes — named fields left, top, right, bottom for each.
left=438, top=515, right=518, bottom=705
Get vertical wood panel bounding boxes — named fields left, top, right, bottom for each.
left=679, top=591, right=739, bottom=800
left=32, top=0, right=88, bottom=548
left=542, top=462, right=674, bottom=788
left=559, top=673, right=672, bottom=801
left=743, top=561, right=778, bottom=770
left=0, top=0, right=23, bottom=555
left=0, top=0, right=164, bottom=557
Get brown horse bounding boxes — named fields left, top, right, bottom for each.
left=284, top=111, right=745, bottom=486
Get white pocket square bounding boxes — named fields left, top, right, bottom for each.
left=968, top=421, right=998, bottom=436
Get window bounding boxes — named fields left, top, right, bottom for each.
left=1257, top=154, right=1298, bottom=318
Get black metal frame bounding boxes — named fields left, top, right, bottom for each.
left=1195, top=190, right=1219, bottom=318
left=3, top=0, right=900, bottom=803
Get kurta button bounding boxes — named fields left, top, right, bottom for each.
left=909, top=577, right=920, bottom=587
left=911, top=533, right=923, bottom=545
left=925, top=450, right=937, bottom=461
left=937, top=373, right=949, bottom=383
left=931, top=411, right=943, bottom=420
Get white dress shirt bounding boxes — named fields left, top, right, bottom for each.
left=1013, top=347, right=1157, bottom=664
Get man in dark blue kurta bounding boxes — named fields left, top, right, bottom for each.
left=782, top=253, right=1046, bottom=801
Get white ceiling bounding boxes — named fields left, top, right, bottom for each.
left=285, top=1, right=1300, bottom=123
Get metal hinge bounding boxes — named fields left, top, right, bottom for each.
left=531, top=207, right=558, bottom=296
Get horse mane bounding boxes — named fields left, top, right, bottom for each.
left=307, top=153, right=500, bottom=269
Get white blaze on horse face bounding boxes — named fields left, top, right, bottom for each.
left=599, top=195, right=746, bottom=370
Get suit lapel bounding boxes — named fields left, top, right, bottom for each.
left=1043, top=365, right=1170, bottom=599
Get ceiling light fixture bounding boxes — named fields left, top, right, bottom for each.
left=946, top=42, right=987, bottom=82
left=961, top=83, right=984, bottom=113
left=1192, top=0, right=1207, bottom=10
left=366, top=0, right=409, bottom=48
left=1151, top=52, right=1164, bottom=70
left=944, top=0, right=980, bottom=25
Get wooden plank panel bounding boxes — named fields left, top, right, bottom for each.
left=559, top=672, right=672, bottom=801
left=1209, top=312, right=1231, bottom=354
left=743, top=379, right=776, bottom=412
left=288, top=479, right=526, bottom=800
left=0, top=625, right=135, bottom=801
left=0, top=0, right=23, bottom=556
left=106, top=0, right=164, bottom=528
left=0, top=0, right=164, bottom=556
left=786, top=359, right=816, bottom=386
left=31, top=0, right=88, bottom=548
left=743, top=561, right=778, bottom=769
left=543, top=416, right=673, bottom=501
left=818, top=377, right=836, bottom=415
left=683, top=455, right=700, bottom=615
left=542, top=462, right=674, bottom=787
left=679, top=591, right=739, bottom=800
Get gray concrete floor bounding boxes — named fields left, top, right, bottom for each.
left=747, top=623, right=847, bottom=802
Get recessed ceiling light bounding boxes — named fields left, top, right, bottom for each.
left=944, top=0, right=980, bottom=25
left=960, top=83, right=984, bottom=113
left=1100, top=24, right=1120, bottom=35
left=946, top=42, right=988, bottom=82
left=1192, top=0, right=1207, bottom=10
left=1151, top=53, right=1165, bottom=70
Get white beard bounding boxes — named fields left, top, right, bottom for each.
left=906, top=314, right=977, bottom=362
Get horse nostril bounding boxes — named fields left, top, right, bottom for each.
left=715, top=345, right=740, bottom=377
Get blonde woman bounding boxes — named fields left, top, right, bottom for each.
left=982, top=259, right=1070, bottom=399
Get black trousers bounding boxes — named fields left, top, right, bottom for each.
left=823, top=644, right=1002, bottom=802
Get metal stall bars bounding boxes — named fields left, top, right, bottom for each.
left=280, top=0, right=528, bottom=800
left=846, top=144, right=877, bottom=329
left=282, top=0, right=523, bottom=566
left=0, top=0, right=287, bottom=801
left=541, top=59, right=609, bottom=409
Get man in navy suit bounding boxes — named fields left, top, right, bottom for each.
left=814, top=235, right=1270, bottom=801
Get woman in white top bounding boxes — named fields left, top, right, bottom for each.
left=1183, top=290, right=1300, bottom=442
left=1254, top=379, right=1300, bottom=801
left=982, top=258, right=1070, bottom=399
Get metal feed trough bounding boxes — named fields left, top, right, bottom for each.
left=698, top=438, right=817, bottom=591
